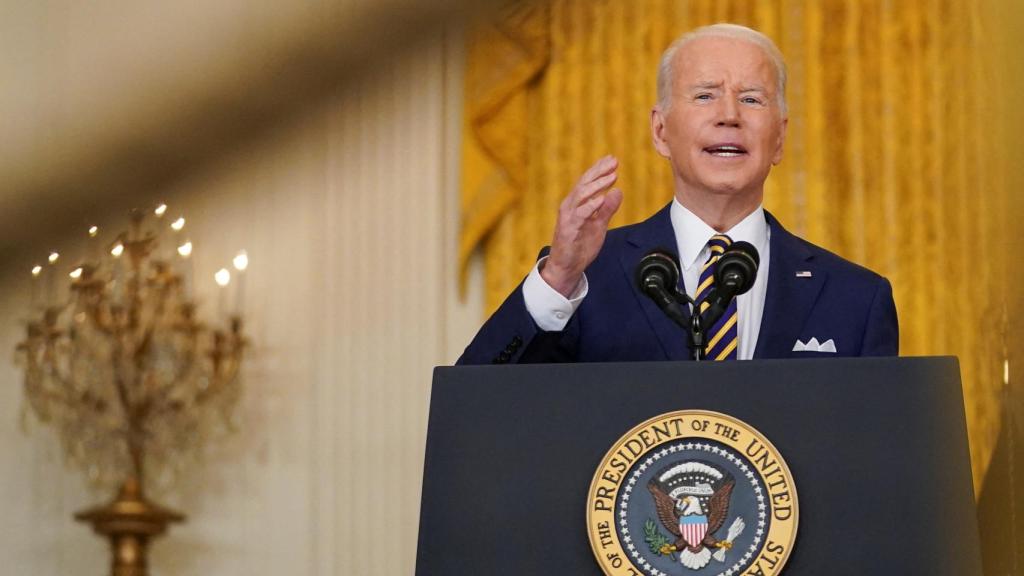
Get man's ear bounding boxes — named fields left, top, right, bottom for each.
left=772, top=116, right=788, bottom=166
left=650, top=107, right=671, bottom=159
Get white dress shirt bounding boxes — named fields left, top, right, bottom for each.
left=522, top=198, right=771, bottom=359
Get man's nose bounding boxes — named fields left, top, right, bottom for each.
left=715, top=97, right=741, bottom=127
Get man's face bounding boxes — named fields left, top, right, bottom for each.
left=651, top=36, right=787, bottom=206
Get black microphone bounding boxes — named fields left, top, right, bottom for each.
left=636, top=251, right=688, bottom=328
left=701, top=241, right=760, bottom=328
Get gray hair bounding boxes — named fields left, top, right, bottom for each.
left=656, top=23, right=787, bottom=115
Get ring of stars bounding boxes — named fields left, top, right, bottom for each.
left=617, top=441, right=767, bottom=576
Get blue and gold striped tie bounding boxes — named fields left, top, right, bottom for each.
left=696, top=234, right=739, bottom=361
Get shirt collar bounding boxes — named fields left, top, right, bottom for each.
left=670, top=198, right=769, bottom=271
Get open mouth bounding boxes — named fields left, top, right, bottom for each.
left=703, top=144, right=748, bottom=158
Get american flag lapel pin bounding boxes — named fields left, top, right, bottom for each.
left=796, top=271, right=812, bottom=278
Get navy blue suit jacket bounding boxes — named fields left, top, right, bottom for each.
left=457, top=204, right=898, bottom=364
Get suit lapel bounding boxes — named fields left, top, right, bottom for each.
left=754, top=212, right=826, bottom=358
left=618, top=204, right=692, bottom=361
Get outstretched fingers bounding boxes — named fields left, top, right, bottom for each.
left=566, top=156, right=618, bottom=207
left=575, top=192, right=608, bottom=220
left=541, top=156, right=624, bottom=297
left=576, top=186, right=622, bottom=224
left=580, top=154, right=618, bottom=185
left=595, top=187, right=624, bottom=222
left=576, top=171, right=619, bottom=206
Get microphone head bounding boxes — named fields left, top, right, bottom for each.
left=636, top=250, right=681, bottom=294
left=715, top=241, right=760, bottom=295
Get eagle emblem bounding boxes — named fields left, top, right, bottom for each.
left=647, top=461, right=746, bottom=570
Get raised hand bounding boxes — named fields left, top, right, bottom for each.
left=540, top=155, right=624, bottom=297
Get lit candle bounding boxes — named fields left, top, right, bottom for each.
left=177, top=240, right=194, bottom=293
left=88, top=226, right=100, bottom=262
left=30, top=265, right=42, bottom=308
left=214, top=268, right=231, bottom=320
left=108, top=241, right=124, bottom=303
left=68, top=266, right=83, bottom=299
left=232, top=250, right=248, bottom=315
left=46, top=252, right=59, bottom=305
left=152, top=204, right=169, bottom=259
left=168, top=216, right=185, bottom=262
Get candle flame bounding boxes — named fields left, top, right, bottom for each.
left=48, top=252, right=59, bottom=264
left=154, top=203, right=168, bottom=217
left=232, top=250, right=248, bottom=271
left=69, top=267, right=83, bottom=279
left=31, top=265, right=42, bottom=276
left=177, top=241, right=193, bottom=257
left=88, top=226, right=99, bottom=237
left=171, top=217, right=185, bottom=231
left=111, top=243, right=125, bottom=258
left=215, top=268, right=231, bottom=287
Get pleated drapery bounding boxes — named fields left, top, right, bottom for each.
left=460, top=0, right=1013, bottom=492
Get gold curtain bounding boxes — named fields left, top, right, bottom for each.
left=461, top=0, right=1013, bottom=493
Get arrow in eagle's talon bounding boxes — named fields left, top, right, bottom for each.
left=712, top=542, right=732, bottom=563
left=713, top=516, right=746, bottom=562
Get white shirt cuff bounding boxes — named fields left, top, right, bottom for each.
left=522, top=256, right=588, bottom=332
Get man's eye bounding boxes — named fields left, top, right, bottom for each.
left=742, top=96, right=763, bottom=105
left=695, top=94, right=712, bottom=101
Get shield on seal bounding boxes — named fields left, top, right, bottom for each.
left=679, top=514, right=708, bottom=548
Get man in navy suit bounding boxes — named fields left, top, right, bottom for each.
left=458, top=23, right=898, bottom=365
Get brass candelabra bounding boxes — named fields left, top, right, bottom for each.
left=16, top=207, right=246, bottom=576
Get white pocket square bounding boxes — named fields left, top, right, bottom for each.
left=792, top=337, right=837, bottom=353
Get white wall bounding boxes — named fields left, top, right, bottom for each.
left=0, top=27, right=482, bottom=576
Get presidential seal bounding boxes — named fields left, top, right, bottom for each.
left=587, top=411, right=798, bottom=576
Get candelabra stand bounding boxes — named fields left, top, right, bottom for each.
left=75, top=478, right=184, bottom=576
left=16, top=207, right=247, bottom=576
